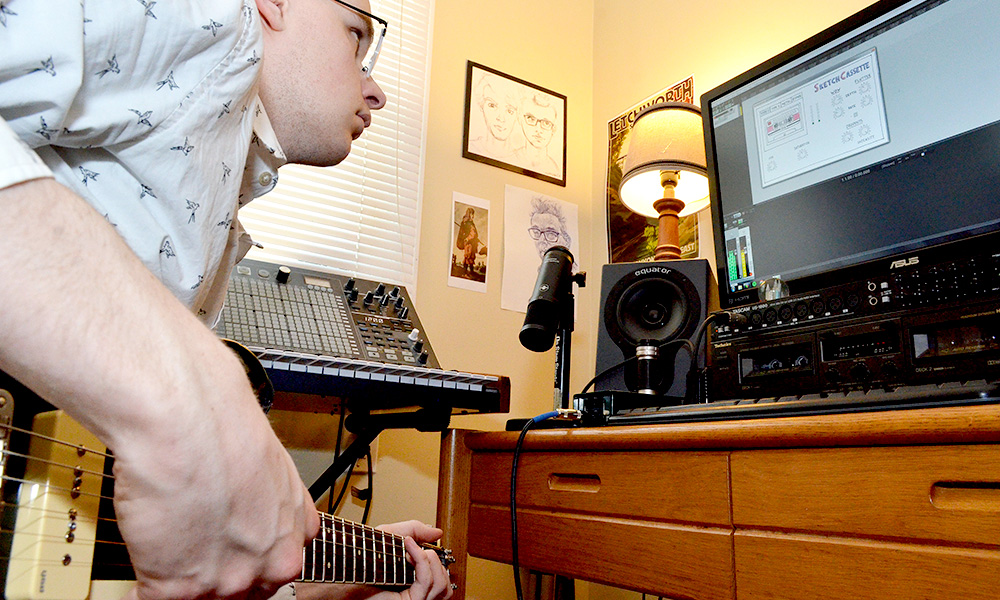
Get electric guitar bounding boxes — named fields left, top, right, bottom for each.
left=0, top=342, right=452, bottom=600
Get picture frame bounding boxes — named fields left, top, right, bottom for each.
left=462, top=61, right=567, bottom=187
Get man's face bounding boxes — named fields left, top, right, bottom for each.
left=258, top=0, right=387, bottom=166
left=530, top=212, right=564, bottom=257
left=480, top=85, right=517, bottom=141
left=521, top=103, right=557, bottom=149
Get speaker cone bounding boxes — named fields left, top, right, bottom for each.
left=604, top=268, right=700, bottom=352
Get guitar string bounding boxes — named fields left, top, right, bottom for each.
left=2, top=447, right=110, bottom=479
left=0, top=499, right=108, bottom=524
left=1, top=422, right=115, bottom=459
left=0, top=474, right=109, bottom=502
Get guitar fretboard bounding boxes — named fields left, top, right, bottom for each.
left=301, top=514, right=413, bottom=586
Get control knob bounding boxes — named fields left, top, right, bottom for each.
left=849, top=361, right=872, bottom=383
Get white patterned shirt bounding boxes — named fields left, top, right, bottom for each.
left=0, top=0, right=285, bottom=324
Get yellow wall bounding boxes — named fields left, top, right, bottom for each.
left=281, top=1, right=885, bottom=599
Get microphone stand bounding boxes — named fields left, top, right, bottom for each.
left=553, top=272, right=586, bottom=410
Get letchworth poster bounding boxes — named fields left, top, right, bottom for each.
left=606, top=76, right=701, bottom=263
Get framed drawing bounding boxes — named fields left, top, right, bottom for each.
left=463, top=61, right=567, bottom=187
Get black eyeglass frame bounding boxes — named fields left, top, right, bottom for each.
left=329, top=0, right=389, bottom=78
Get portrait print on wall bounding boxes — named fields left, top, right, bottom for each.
left=463, top=61, right=567, bottom=187
left=448, top=192, right=490, bottom=293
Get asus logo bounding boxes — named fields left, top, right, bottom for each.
left=890, top=256, right=919, bottom=269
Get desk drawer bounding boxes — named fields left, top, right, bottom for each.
left=731, top=444, right=1000, bottom=546
left=470, top=450, right=731, bottom=525
left=735, top=531, right=1000, bottom=600
left=469, top=504, right=734, bottom=600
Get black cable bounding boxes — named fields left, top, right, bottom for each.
left=326, top=409, right=347, bottom=513
left=329, top=464, right=353, bottom=514
left=361, top=446, right=373, bottom=525
left=683, top=311, right=741, bottom=402
left=510, top=411, right=561, bottom=600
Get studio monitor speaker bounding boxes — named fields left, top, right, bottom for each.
left=594, top=259, right=712, bottom=398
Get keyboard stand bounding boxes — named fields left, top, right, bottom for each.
left=307, top=399, right=452, bottom=502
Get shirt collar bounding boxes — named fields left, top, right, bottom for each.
left=245, top=97, right=286, bottom=200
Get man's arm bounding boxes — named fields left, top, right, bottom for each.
left=0, top=177, right=320, bottom=599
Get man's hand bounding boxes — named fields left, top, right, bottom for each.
left=296, top=521, right=453, bottom=600
left=115, top=352, right=322, bottom=600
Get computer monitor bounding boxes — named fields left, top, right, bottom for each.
left=702, top=0, right=1000, bottom=309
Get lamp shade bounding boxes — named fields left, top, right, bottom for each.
left=619, top=102, right=710, bottom=218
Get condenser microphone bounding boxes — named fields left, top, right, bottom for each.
left=519, top=246, right=574, bottom=352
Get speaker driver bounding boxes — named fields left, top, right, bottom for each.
left=604, top=268, right=700, bottom=353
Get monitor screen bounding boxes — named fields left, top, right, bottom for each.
left=702, top=0, right=1000, bottom=308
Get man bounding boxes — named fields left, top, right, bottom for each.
left=513, top=93, right=560, bottom=178
left=468, top=73, right=519, bottom=161
left=527, top=196, right=573, bottom=262
left=0, top=1, right=450, bottom=600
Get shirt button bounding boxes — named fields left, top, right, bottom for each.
left=258, top=172, right=273, bottom=186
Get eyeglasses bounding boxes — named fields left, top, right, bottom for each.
left=523, top=113, right=555, bottom=131
left=330, top=0, right=389, bottom=78
left=528, top=227, right=561, bottom=243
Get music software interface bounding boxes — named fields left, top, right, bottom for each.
left=708, top=0, right=1000, bottom=295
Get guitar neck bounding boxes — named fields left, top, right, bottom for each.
left=300, top=513, right=414, bottom=587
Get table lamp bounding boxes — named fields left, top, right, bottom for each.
left=619, top=102, right=710, bottom=261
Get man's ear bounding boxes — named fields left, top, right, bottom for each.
left=255, top=0, right=289, bottom=32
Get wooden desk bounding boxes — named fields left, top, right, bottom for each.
left=436, top=404, right=1000, bottom=599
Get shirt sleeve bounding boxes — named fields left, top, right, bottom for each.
left=0, top=117, right=53, bottom=190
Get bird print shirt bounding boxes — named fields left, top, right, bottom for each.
left=0, top=0, right=285, bottom=324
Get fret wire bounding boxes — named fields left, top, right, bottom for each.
left=371, top=527, right=378, bottom=584
left=372, top=527, right=377, bottom=584
left=339, top=517, right=346, bottom=584
left=350, top=520, right=357, bottom=584
left=309, top=516, right=317, bottom=579
left=361, top=522, right=367, bottom=585
left=313, top=510, right=327, bottom=581
left=324, top=513, right=333, bottom=581
left=394, top=534, right=401, bottom=585
left=372, top=527, right=379, bottom=584
left=364, top=522, right=370, bottom=584
left=381, top=529, right=388, bottom=585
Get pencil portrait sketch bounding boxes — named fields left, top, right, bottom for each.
left=501, top=185, right=579, bottom=312
left=463, top=62, right=567, bottom=187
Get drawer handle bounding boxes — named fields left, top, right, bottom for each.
left=930, top=481, right=1000, bottom=511
left=548, top=473, right=601, bottom=493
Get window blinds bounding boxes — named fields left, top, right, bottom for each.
left=237, top=0, right=433, bottom=289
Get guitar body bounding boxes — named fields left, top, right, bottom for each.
left=0, top=377, right=132, bottom=600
